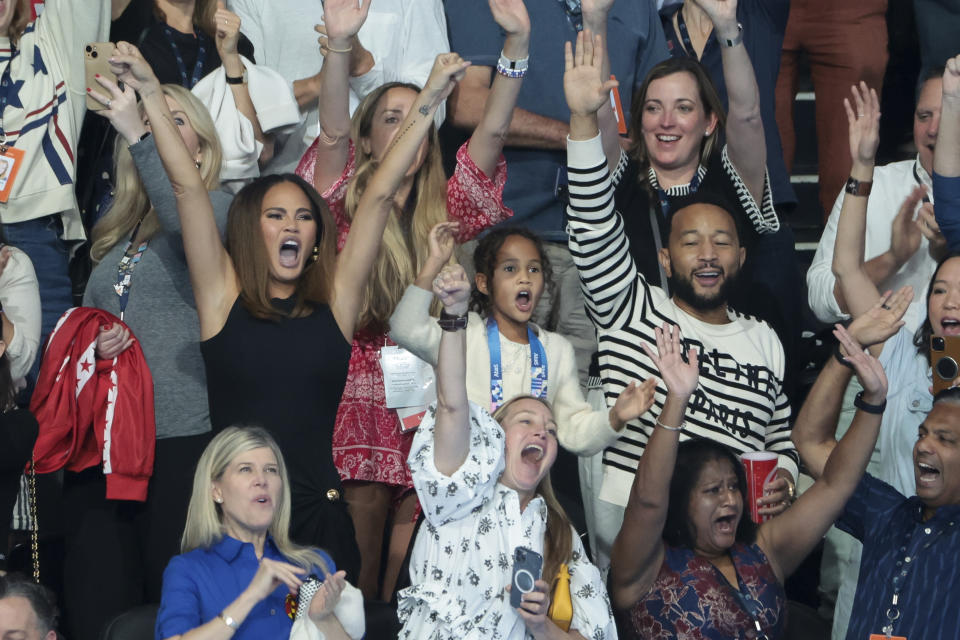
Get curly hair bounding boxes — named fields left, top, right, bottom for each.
left=468, top=228, right=555, bottom=324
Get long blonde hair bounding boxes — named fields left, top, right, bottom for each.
left=90, top=84, right=222, bottom=263
left=493, top=396, right=573, bottom=583
left=344, top=82, right=448, bottom=334
left=181, top=426, right=332, bottom=574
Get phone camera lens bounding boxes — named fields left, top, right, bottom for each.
left=91, top=51, right=98, bottom=59
left=936, top=356, right=958, bottom=381
left=933, top=337, right=946, bottom=351
left=85, top=45, right=92, bottom=53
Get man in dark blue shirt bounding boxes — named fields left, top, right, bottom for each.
left=797, top=361, right=960, bottom=639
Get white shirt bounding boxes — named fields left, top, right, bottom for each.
left=398, top=403, right=616, bottom=640
left=227, top=0, right=448, bottom=172
left=0, top=247, right=40, bottom=384
left=806, top=157, right=936, bottom=332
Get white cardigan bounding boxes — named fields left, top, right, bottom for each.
left=388, top=284, right=620, bottom=456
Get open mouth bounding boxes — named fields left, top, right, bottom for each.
left=521, top=443, right=545, bottom=465
left=516, top=290, right=532, bottom=313
left=714, top=513, right=738, bottom=534
left=693, top=268, right=722, bottom=287
left=254, top=494, right=272, bottom=506
left=917, top=461, right=941, bottom=487
left=279, top=239, right=300, bottom=268
left=656, top=134, right=680, bottom=143
left=941, top=318, right=960, bottom=336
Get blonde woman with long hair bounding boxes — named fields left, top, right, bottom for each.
left=294, top=0, right=529, bottom=601
left=65, top=78, right=230, bottom=640
left=157, top=426, right=364, bottom=640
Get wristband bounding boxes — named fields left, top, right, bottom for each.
left=656, top=419, right=683, bottom=432
left=218, top=612, right=239, bottom=631
left=438, top=309, right=468, bottom=332
left=497, top=51, right=529, bottom=79
left=845, top=176, right=873, bottom=197
left=720, top=23, right=744, bottom=48
left=225, top=70, right=247, bottom=85
left=853, top=390, right=886, bottom=414
left=834, top=344, right=855, bottom=369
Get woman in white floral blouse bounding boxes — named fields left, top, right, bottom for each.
left=396, top=264, right=619, bottom=639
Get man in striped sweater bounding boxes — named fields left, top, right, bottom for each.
left=563, top=36, right=797, bottom=563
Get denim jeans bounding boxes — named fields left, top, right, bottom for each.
left=4, top=214, right=74, bottom=393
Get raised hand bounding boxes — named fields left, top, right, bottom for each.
left=641, top=323, right=699, bottom=400
left=563, top=30, right=618, bottom=117
left=843, top=81, right=881, bottom=167
left=307, top=570, right=347, bottom=622
left=88, top=74, right=146, bottom=145
left=108, top=42, right=160, bottom=97
left=423, top=53, right=472, bottom=105
left=846, top=286, right=913, bottom=349
left=95, top=323, right=135, bottom=360
left=427, top=222, right=460, bottom=266
left=694, top=0, right=739, bottom=37
left=889, top=185, right=925, bottom=267
left=488, top=0, right=530, bottom=38
left=944, top=54, right=960, bottom=103
left=835, top=324, right=888, bottom=402
left=321, top=0, right=372, bottom=43
left=917, top=203, right=947, bottom=261
left=611, top=377, right=657, bottom=430
left=214, top=2, right=242, bottom=58
left=432, top=264, right=471, bottom=316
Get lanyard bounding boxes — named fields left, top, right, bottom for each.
left=485, top=316, right=548, bottom=413
left=0, top=46, right=20, bottom=151
left=163, top=26, right=209, bottom=89
left=913, top=161, right=932, bottom=204
left=652, top=166, right=705, bottom=219
left=674, top=10, right=699, bottom=59
left=114, top=219, right=149, bottom=321
left=555, top=0, right=583, bottom=32
left=881, top=519, right=955, bottom=636
left=711, top=561, right=769, bottom=640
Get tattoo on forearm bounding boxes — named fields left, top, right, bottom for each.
left=419, top=104, right=430, bottom=116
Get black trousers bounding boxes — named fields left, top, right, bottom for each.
left=61, top=432, right=211, bottom=640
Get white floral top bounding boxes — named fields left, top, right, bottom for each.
left=397, top=402, right=616, bottom=640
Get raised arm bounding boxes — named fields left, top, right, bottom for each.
left=610, top=323, right=699, bottom=610
left=832, top=82, right=898, bottom=324
left=934, top=55, right=960, bottom=250
left=311, top=0, right=372, bottom=194
left=429, top=265, right=472, bottom=476
left=109, top=42, right=238, bottom=338
left=696, top=0, right=765, bottom=202
left=464, top=0, right=530, bottom=177
left=759, top=325, right=887, bottom=582
left=581, top=0, right=626, bottom=173
left=330, top=53, right=470, bottom=339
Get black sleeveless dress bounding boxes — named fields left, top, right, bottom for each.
left=200, top=297, right=360, bottom=579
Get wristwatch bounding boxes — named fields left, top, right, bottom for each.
left=721, top=23, right=744, bottom=48
left=845, top=176, right=873, bottom=197
left=218, top=612, right=239, bottom=631
left=437, top=310, right=468, bottom=332
left=225, top=70, right=248, bottom=85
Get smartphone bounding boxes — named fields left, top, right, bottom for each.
left=84, top=42, right=118, bottom=111
left=509, top=546, right=543, bottom=609
left=931, top=335, right=960, bottom=394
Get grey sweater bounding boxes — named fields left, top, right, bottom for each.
left=83, top=135, right=232, bottom=439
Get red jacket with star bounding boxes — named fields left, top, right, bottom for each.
left=30, top=307, right=155, bottom=501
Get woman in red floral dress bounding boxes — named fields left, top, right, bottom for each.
left=295, top=0, right=531, bottom=600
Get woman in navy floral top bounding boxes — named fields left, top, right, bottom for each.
left=609, top=303, right=902, bottom=639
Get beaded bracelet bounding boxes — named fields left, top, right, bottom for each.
left=497, top=50, right=529, bottom=79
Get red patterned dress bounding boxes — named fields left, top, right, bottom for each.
left=295, top=138, right=511, bottom=489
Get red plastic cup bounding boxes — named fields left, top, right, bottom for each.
left=740, top=451, right=778, bottom=523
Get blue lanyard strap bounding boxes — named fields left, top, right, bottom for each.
left=114, top=219, right=149, bottom=320
left=711, top=561, right=769, bottom=640
left=674, top=9, right=699, bottom=60
left=485, top=316, right=548, bottom=413
left=163, top=26, right=209, bottom=89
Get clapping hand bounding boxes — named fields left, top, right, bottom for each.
left=611, top=378, right=657, bottom=431
left=846, top=286, right=913, bottom=350
left=641, top=322, right=699, bottom=400
left=563, top=30, right=618, bottom=117
left=917, top=203, right=947, bottom=261
left=307, top=570, right=348, bottom=623
left=432, top=264, right=471, bottom=316
left=889, top=186, right=926, bottom=267
left=844, top=81, right=881, bottom=167
left=835, top=324, right=888, bottom=403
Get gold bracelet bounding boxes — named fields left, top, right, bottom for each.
left=325, top=44, right=354, bottom=54
left=656, top=419, right=683, bottom=432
